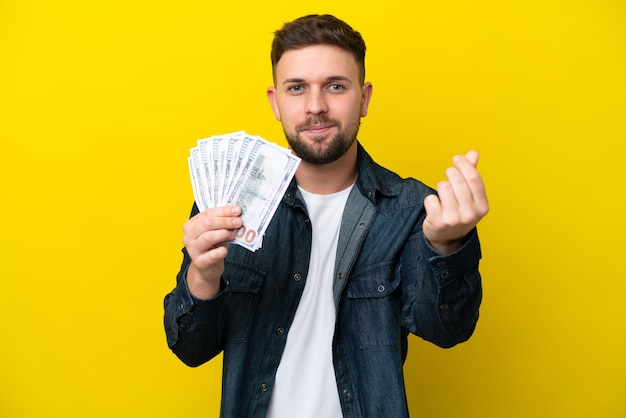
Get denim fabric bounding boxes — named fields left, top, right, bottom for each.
left=164, top=143, right=483, bottom=417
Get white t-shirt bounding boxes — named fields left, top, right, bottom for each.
left=266, top=185, right=353, bottom=418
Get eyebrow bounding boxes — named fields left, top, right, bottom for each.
left=282, top=75, right=352, bottom=85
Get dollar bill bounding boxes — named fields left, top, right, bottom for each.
left=188, top=131, right=300, bottom=251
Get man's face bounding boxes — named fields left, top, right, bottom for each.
left=267, top=44, right=372, bottom=165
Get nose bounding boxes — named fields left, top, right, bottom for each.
left=305, top=88, right=328, bottom=115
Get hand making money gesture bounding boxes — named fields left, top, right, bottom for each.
left=422, top=150, right=489, bottom=254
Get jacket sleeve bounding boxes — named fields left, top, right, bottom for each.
left=163, top=204, right=226, bottom=367
left=401, top=226, right=483, bottom=348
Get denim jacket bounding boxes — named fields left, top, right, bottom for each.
left=164, top=143, right=483, bottom=417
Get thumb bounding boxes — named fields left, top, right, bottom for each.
left=465, top=150, right=480, bottom=168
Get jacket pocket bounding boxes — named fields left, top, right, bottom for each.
left=345, top=261, right=402, bottom=350
left=222, top=260, right=266, bottom=343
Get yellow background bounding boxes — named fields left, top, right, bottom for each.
left=1, top=0, right=624, bottom=417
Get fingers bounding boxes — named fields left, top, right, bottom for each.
left=183, top=205, right=243, bottom=270
left=184, top=205, right=242, bottom=239
left=433, top=179, right=459, bottom=217
left=423, top=193, right=443, bottom=221
left=462, top=150, right=479, bottom=167
left=448, top=151, right=488, bottom=212
left=423, top=151, right=489, bottom=252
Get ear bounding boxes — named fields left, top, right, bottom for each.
left=360, top=82, right=373, bottom=117
left=266, top=87, right=282, bottom=121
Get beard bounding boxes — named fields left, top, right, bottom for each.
left=284, top=115, right=361, bottom=165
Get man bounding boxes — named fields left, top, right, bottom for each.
left=164, top=14, right=488, bottom=417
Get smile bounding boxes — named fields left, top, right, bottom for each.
left=301, top=125, right=334, bottom=135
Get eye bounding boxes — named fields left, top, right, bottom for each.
left=287, top=85, right=304, bottom=94
left=328, top=83, right=344, bottom=91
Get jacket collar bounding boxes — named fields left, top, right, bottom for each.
left=354, top=142, right=398, bottom=203
left=283, top=141, right=398, bottom=207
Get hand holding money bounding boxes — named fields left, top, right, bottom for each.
left=182, top=205, right=243, bottom=299
left=187, top=131, right=301, bottom=252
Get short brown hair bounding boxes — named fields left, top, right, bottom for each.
left=270, top=14, right=367, bottom=84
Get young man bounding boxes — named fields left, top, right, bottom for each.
left=164, top=14, right=489, bottom=417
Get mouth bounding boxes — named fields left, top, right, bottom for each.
left=300, top=124, right=334, bottom=136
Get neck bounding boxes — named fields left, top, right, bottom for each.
left=295, top=142, right=358, bottom=194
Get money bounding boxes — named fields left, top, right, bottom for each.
left=188, top=131, right=301, bottom=251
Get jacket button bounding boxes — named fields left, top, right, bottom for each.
left=440, top=271, right=449, bottom=279
left=377, top=285, right=385, bottom=293
left=261, top=383, right=268, bottom=392
left=276, top=327, right=285, bottom=335
left=343, top=388, right=351, bottom=397
left=440, top=303, right=449, bottom=310
left=293, top=273, right=301, bottom=281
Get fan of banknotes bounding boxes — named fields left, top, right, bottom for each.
left=188, top=131, right=301, bottom=251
